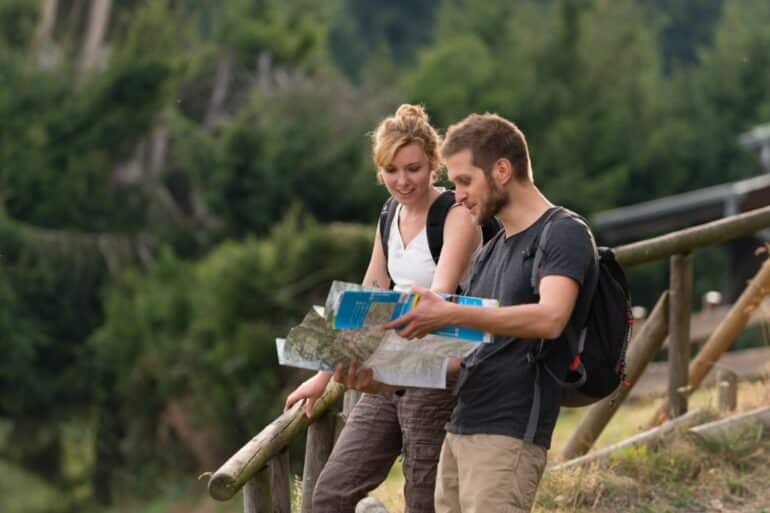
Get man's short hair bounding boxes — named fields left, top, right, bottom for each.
left=441, top=113, right=532, bottom=182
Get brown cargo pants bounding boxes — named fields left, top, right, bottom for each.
left=312, top=386, right=456, bottom=513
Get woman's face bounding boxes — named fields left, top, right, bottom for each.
left=380, top=142, right=434, bottom=206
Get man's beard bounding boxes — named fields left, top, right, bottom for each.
left=476, top=177, right=508, bottom=225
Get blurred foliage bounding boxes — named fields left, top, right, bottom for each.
left=1, top=0, right=770, bottom=509
left=88, top=212, right=372, bottom=485
left=329, top=0, right=440, bottom=83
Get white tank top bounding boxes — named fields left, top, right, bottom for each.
left=386, top=203, right=480, bottom=293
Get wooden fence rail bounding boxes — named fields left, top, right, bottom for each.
left=208, top=205, right=770, bottom=512
left=614, top=205, right=770, bottom=266
left=208, top=383, right=343, bottom=502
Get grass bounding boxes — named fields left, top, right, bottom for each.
left=368, top=378, right=770, bottom=513
left=536, top=423, right=770, bottom=512
left=0, top=459, right=68, bottom=513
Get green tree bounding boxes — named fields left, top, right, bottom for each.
left=89, top=213, right=373, bottom=496
left=329, top=0, right=440, bottom=82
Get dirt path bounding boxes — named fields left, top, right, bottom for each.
left=629, top=346, right=770, bottom=399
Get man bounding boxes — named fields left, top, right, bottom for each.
left=379, top=113, right=598, bottom=513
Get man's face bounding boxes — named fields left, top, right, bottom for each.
left=446, top=149, right=508, bottom=224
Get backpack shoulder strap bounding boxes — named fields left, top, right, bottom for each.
left=426, top=190, right=456, bottom=264
left=379, top=196, right=399, bottom=265
left=529, top=207, right=568, bottom=294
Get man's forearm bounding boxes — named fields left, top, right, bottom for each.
left=447, top=302, right=566, bottom=340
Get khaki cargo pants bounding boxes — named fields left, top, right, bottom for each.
left=435, top=433, right=547, bottom=513
left=312, top=387, right=456, bottom=513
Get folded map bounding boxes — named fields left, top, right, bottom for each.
left=276, top=281, right=499, bottom=388
left=332, top=289, right=499, bottom=343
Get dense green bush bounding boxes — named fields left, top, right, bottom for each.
left=88, top=213, right=373, bottom=479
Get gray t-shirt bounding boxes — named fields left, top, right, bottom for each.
left=445, top=208, right=597, bottom=448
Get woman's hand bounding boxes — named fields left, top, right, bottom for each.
left=284, top=371, right=332, bottom=417
left=333, top=360, right=400, bottom=395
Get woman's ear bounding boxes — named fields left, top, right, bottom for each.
left=430, top=155, right=442, bottom=172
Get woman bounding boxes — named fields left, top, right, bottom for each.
left=284, top=104, right=481, bottom=513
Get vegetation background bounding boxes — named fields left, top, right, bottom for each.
left=1, top=0, right=769, bottom=511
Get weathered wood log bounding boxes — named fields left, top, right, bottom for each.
left=668, top=253, right=692, bottom=418
left=243, top=466, right=272, bottom=513
left=560, top=291, right=669, bottom=460
left=615, top=206, right=770, bottom=267
left=272, top=449, right=291, bottom=513
left=649, top=257, right=770, bottom=426
left=553, top=408, right=708, bottom=472
left=344, top=390, right=362, bottom=416
left=209, top=381, right=344, bottom=501
left=688, top=406, right=770, bottom=442
left=301, top=411, right=336, bottom=513
left=716, top=369, right=737, bottom=414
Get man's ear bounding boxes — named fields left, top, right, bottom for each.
left=493, top=158, right=514, bottom=186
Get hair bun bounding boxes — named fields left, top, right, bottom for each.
left=395, top=104, right=428, bottom=122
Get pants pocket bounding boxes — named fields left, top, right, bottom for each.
left=511, top=442, right=547, bottom=511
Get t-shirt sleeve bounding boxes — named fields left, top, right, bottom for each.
left=540, top=217, right=595, bottom=288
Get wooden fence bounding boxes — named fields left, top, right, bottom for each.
left=208, top=205, right=770, bottom=513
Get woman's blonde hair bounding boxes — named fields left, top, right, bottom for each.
left=371, top=104, right=442, bottom=183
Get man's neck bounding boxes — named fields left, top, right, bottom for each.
left=497, top=183, right=553, bottom=236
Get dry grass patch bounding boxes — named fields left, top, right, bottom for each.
left=537, top=420, right=770, bottom=512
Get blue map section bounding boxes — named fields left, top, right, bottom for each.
left=334, top=290, right=494, bottom=343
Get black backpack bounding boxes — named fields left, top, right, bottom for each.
left=379, top=190, right=502, bottom=282
left=522, top=207, right=633, bottom=442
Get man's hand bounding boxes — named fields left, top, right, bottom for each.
left=333, top=359, right=400, bottom=395
left=383, top=286, right=453, bottom=339
left=284, top=372, right=331, bottom=418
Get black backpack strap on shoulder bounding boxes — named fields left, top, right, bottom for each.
left=529, top=207, right=566, bottom=294
left=426, top=190, right=456, bottom=264
left=379, top=196, right=398, bottom=287
left=379, top=196, right=399, bottom=265
left=524, top=207, right=581, bottom=444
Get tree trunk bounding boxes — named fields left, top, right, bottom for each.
left=204, top=50, right=235, bottom=129
left=31, top=0, right=58, bottom=65
left=79, top=0, right=113, bottom=78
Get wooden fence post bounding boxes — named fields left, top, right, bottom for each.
left=717, top=368, right=738, bottom=414
left=649, top=257, right=770, bottom=426
left=668, top=253, right=692, bottom=418
left=301, top=411, right=337, bottom=513
left=243, top=466, right=272, bottom=513
left=271, top=449, right=291, bottom=513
